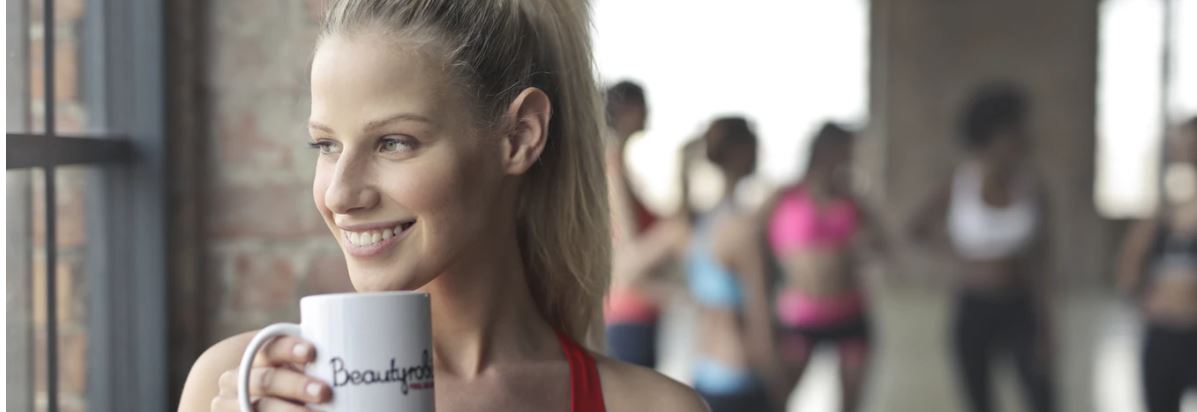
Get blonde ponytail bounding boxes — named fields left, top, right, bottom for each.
left=321, top=0, right=610, bottom=348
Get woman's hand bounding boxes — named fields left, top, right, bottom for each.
left=210, top=336, right=331, bottom=411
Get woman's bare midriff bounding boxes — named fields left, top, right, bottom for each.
left=957, top=258, right=1029, bottom=293
left=694, top=307, right=749, bottom=368
left=1143, top=273, right=1197, bottom=327
left=778, top=250, right=858, bottom=297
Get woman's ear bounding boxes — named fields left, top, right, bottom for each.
left=500, top=87, right=552, bottom=175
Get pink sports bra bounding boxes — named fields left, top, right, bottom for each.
left=768, top=184, right=861, bottom=256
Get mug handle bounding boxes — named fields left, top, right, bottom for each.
left=237, top=323, right=304, bottom=412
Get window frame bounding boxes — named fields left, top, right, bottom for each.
left=5, top=0, right=169, bottom=410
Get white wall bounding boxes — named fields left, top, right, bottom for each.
left=593, top=0, right=870, bottom=212
left=1095, top=0, right=1197, bottom=218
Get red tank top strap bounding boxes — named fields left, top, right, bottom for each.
left=555, top=330, right=607, bottom=412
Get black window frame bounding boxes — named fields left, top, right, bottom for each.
left=6, top=0, right=169, bottom=410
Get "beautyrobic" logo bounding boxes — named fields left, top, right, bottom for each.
left=330, top=350, right=434, bottom=395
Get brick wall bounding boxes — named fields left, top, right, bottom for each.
left=200, top=0, right=353, bottom=342
left=165, top=0, right=354, bottom=401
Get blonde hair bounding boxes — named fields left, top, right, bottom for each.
left=320, top=0, right=610, bottom=348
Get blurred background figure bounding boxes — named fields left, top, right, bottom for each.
left=1116, top=116, right=1197, bottom=412
left=681, top=117, right=782, bottom=411
left=763, top=122, right=888, bottom=412
left=909, top=84, right=1055, bottom=412
left=604, top=80, right=668, bottom=369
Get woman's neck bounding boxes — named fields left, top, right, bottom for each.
left=977, top=156, right=1016, bottom=181
left=722, top=170, right=749, bottom=203
left=419, top=223, right=556, bottom=379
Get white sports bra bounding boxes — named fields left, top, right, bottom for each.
left=946, top=162, right=1038, bottom=261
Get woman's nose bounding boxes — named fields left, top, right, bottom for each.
left=324, top=153, right=380, bottom=214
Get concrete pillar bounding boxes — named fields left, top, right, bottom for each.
left=867, top=0, right=1110, bottom=290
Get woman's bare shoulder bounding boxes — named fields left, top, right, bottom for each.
left=177, top=330, right=258, bottom=412
left=594, top=354, right=708, bottom=412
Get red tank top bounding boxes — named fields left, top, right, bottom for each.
left=555, top=330, right=606, bottom=412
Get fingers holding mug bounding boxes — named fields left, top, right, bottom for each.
left=248, top=367, right=330, bottom=404
left=237, top=323, right=330, bottom=411
left=248, top=397, right=314, bottom=412
left=254, top=336, right=316, bottom=368
left=232, top=367, right=331, bottom=403
left=211, top=393, right=313, bottom=412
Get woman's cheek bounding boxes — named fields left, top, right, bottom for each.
left=312, top=165, right=333, bottom=218
left=381, top=158, right=460, bottom=215
left=401, top=149, right=496, bottom=245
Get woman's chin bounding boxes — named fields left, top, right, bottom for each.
left=347, top=271, right=434, bottom=293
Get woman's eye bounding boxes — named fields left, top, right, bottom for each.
left=307, top=140, right=341, bottom=155
left=379, top=136, right=418, bottom=153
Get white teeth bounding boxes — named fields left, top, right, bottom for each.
left=343, top=222, right=413, bottom=248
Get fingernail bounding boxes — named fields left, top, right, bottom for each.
left=306, top=382, right=323, bottom=398
left=293, top=343, right=311, bottom=359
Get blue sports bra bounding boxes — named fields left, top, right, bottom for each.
left=685, top=203, right=744, bottom=310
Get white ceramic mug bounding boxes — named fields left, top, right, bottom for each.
left=238, top=291, right=435, bottom=411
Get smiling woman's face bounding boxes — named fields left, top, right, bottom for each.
left=309, top=31, right=507, bottom=291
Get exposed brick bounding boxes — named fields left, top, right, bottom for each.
left=28, top=169, right=88, bottom=249
left=28, top=258, right=89, bottom=406
left=57, top=400, right=87, bottom=412
left=59, top=255, right=90, bottom=326
left=213, top=111, right=294, bottom=171
left=58, top=330, right=88, bottom=396
left=54, top=37, right=78, bottom=103
left=58, top=401, right=86, bottom=412
left=208, top=0, right=317, bottom=95
left=20, top=1, right=98, bottom=408
left=29, top=0, right=87, bottom=23
left=33, top=332, right=46, bottom=393
left=299, top=251, right=355, bottom=296
left=203, top=252, right=238, bottom=340
left=29, top=328, right=87, bottom=399
left=28, top=37, right=81, bottom=103
left=28, top=259, right=80, bottom=327
left=55, top=168, right=88, bottom=248
left=27, top=102, right=87, bottom=135
left=230, top=253, right=297, bottom=313
left=207, top=181, right=328, bottom=240
left=31, top=255, right=46, bottom=327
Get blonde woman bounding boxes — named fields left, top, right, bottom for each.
left=178, top=0, right=705, bottom=411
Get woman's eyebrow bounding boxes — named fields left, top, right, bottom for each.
left=362, top=113, right=435, bottom=132
left=308, top=113, right=435, bottom=135
left=308, top=121, right=335, bottom=134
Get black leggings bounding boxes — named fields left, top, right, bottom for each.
left=953, top=292, right=1054, bottom=412
left=1142, top=323, right=1197, bottom=412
